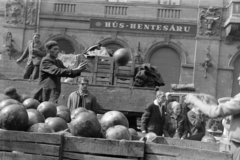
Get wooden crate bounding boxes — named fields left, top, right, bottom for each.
left=93, top=72, right=113, bottom=85
left=114, top=74, right=133, bottom=87
left=62, top=136, right=144, bottom=160
left=114, top=61, right=135, bottom=76
left=78, top=72, right=94, bottom=84
left=145, top=136, right=232, bottom=160
left=94, top=56, right=114, bottom=73
left=0, top=129, right=62, bottom=160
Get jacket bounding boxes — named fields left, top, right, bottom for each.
left=38, top=54, right=81, bottom=93
left=187, top=110, right=205, bottom=135
left=19, top=40, right=46, bottom=65
left=141, top=100, right=165, bottom=136
left=67, top=91, right=99, bottom=114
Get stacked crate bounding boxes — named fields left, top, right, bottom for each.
left=62, top=136, right=144, bottom=160
left=0, top=130, right=62, bottom=160
left=114, top=61, right=135, bottom=87
left=93, top=56, right=114, bottom=85
left=145, top=136, right=232, bottom=160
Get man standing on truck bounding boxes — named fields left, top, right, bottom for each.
left=185, top=75, right=240, bottom=160
left=67, top=77, right=99, bottom=114
left=16, top=33, right=46, bottom=80
left=33, top=41, right=88, bottom=103
left=141, top=89, right=166, bottom=136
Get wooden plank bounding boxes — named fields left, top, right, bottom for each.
left=98, top=65, right=111, bottom=69
left=145, top=143, right=232, bottom=160
left=0, top=152, right=59, bottom=160
left=0, top=130, right=61, bottom=144
left=95, top=72, right=112, bottom=77
left=96, top=77, right=111, bottom=82
left=153, top=137, right=220, bottom=151
left=145, top=154, right=176, bottom=160
left=63, top=137, right=144, bottom=158
left=63, top=152, right=138, bottom=160
left=97, top=69, right=113, bottom=73
left=0, top=141, right=59, bottom=156
left=117, top=70, right=133, bottom=75
left=117, top=79, right=131, bottom=84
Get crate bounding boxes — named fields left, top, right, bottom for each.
left=62, top=136, right=144, bottom=160
left=78, top=72, right=94, bottom=84
left=93, top=72, right=113, bottom=85
left=0, top=129, right=62, bottom=160
left=114, top=74, right=133, bottom=87
left=145, top=136, right=232, bottom=160
left=94, top=56, right=114, bottom=73
left=114, top=61, right=135, bottom=76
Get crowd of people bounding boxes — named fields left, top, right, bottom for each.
left=140, top=87, right=240, bottom=160
left=12, top=32, right=240, bottom=159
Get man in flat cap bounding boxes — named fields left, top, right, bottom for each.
left=67, top=77, right=99, bottom=114
left=33, top=41, right=88, bottom=103
left=17, top=33, right=46, bottom=80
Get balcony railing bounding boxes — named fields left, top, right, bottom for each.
left=105, top=6, right=128, bottom=15
left=158, top=8, right=181, bottom=18
left=54, top=3, right=76, bottom=13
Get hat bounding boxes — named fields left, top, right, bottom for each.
left=4, top=86, right=17, bottom=96
left=218, top=97, right=232, bottom=104
left=79, top=77, right=89, bottom=84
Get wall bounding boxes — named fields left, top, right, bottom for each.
left=0, top=0, right=239, bottom=99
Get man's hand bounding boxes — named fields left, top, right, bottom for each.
left=185, top=94, right=199, bottom=105
left=74, top=61, right=88, bottom=71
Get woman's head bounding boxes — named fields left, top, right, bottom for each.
left=170, top=101, right=181, bottom=116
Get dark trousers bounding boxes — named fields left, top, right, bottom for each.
left=33, top=88, right=60, bottom=103
left=23, top=63, right=39, bottom=80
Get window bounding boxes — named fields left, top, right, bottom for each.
left=160, top=0, right=180, bottom=5
left=233, top=2, right=240, bottom=14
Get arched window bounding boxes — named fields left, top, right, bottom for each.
left=149, top=47, right=181, bottom=92
left=56, top=39, right=75, bottom=54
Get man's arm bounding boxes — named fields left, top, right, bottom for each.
left=91, top=96, right=99, bottom=114
left=163, top=117, right=170, bottom=137
left=181, top=117, right=189, bottom=139
left=141, top=105, right=152, bottom=132
left=187, top=93, right=240, bottom=118
left=67, top=93, right=74, bottom=113
left=34, top=44, right=46, bottom=57
left=17, top=43, right=29, bottom=62
left=41, top=58, right=81, bottom=77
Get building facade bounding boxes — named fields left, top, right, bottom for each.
left=0, top=0, right=240, bottom=99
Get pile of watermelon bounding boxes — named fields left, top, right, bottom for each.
left=0, top=92, right=153, bottom=141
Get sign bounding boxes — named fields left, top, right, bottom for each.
left=90, top=18, right=197, bottom=35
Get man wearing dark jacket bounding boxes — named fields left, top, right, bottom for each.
left=141, top=90, right=166, bottom=136
left=17, top=33, right=46, bottom=80
left=33, top=41, right=87, bottom=103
